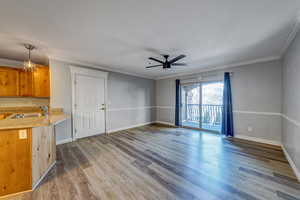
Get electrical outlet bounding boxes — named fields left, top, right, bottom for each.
left=247, top=126, right=253, bottom=132
left=19, top=129, right=27, bottom=139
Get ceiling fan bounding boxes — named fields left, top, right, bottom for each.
left=146, top=54, right=187, bottom=69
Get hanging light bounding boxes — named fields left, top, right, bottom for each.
left=23, top=44, right=36, bottom=71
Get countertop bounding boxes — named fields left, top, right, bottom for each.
left=0, top=113, right=69, bottom=130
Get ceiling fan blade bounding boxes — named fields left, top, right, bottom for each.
left=148, top=57, right=164, bottom=64
left=171, top=63, right=187, bottom=66
left=169, top=55, right=186, bottom=64
left=146, top=64, right=162, bottom=68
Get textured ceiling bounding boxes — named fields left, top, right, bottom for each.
left=0, top=0, right=300, bottom=79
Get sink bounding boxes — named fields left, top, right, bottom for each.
left=8, top=113, right=42, bottom=119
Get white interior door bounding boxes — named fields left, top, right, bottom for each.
left=74, top=74, right=106, bottom=139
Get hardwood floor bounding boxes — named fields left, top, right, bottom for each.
left=4, top=124, right=300, bottom=200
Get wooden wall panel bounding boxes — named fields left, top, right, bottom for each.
left=0, top=129, right=32, bottom=196
left=32, top=126, right=56, bottom=187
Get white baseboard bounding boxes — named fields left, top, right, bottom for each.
left=56, top=138, right=73, bottom=145
left=154, top=121, right=176, bottom=127
left=234, top=135, right=282, bottom=146
left=32, top=161, right=56, bottom=190
left=56, top=122, right=155, bottom=143
left=281, top=145, right=300, bottom=182
left=234, top=135, right=300, bottom=181
left=107, top=121, right=154, bottom=133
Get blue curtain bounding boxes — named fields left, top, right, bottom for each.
left=221, top=72, right=234, bottom=137
left=175, top=79, right=181, bottom=126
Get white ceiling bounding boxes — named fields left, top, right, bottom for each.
left=0, top=0, right=300, bottom=79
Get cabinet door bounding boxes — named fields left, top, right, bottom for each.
left=19, top=71, right=33, bottom=97
left=32, top=126, right=56, bottom=187
left=0, top=129, right=32, bottom=196
left=0, top=67, right=19, bottom=96
left=33, top=66, right=50, bottom=97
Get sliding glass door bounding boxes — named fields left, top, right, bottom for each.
left=181, top=81, right=224, bottom=132
left=181, top=83, right=201, bottom=129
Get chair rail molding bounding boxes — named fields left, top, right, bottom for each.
left=233, top=110, right=282, bottom=116
left=282, top=114, right=300, bottom=129
left=107, top=106, right=155, bottom=112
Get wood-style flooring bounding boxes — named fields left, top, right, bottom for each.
left=4, top=124, right=300, bottom=200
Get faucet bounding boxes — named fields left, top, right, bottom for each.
left=40, top=105, right=49, bottom=116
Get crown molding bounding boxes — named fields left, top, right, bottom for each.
left=155, top=56, right=281, bottom=80
left=280, top=12, right=300, bottom=57
left=48, top=11, right=300, bottom=81
left=48, top=56, right=156, bottom=80
left=48, top=12, right=300, bottom=81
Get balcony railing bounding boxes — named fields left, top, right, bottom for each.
left=183, top=104, right=223, bottom=130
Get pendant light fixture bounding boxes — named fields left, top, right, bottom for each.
left=23, top=44, right=36, bottom=71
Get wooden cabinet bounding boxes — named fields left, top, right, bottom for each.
left=0, top=129, right=32, bottom=196
left=0, top=126, right=56, bottom=197
left=0, top=66, right=50, bottom=98
left=32, top=66, right=50, bottom=97
left=19, top=70, right=33, bottom=97
left=0, top=67, right=19, bottom=97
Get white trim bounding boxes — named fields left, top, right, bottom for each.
left=233, top=110, right=282, bottom=116
left=282, top=114, right=300, bottom=128
left=235, top=135, right=281, bottom=146
left=156, top=107, right=282, bottom=116
left=56, top=138, right=73, bottom=145
left=107, top=122, right=154, bottom=133
left=50, top=57, right=155, bottom=80
left=155, top=56, right=280, bottom=80
left=70, top=66, right=109, bottom=140
left=108, top=106, right=155, bottom=112
left=50, top=55, right=281, bottom=81
left=52, top=118, right=69, bottom=125
left=154, top=121, right=175, bottom=126
left=32, top=162, right=56, bottom=190
left=281, top=145, right=300, bottom=181
left=70, top=66, right=109, bottom=79
left=280, top=13, right=300, bottom=57
left=156, top=106, right=175, bottom=109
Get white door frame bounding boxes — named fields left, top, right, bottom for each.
left=70, top=66, right=109, bottom=141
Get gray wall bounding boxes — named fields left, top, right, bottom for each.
left=50, top=59, right=156, bottom=143
left=156, top=60, right=282, bottom=143
left=107, top=72, right=156, bottom=131
left=50, top=60, right=73, bottom=143
left=282, top=30, right=300, bottom=174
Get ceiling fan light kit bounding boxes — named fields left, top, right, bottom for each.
left=146, top=54, right=187, bottom=70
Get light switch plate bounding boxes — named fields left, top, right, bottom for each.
left=19, top=129, right=27, bottom=139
